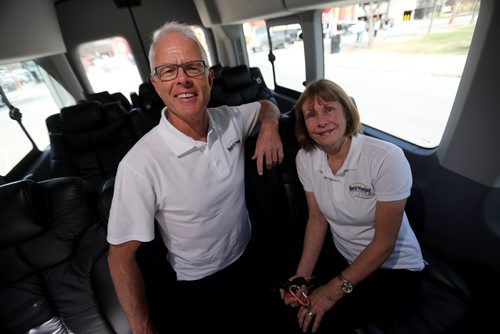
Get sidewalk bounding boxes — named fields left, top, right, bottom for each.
left=326, top=50, right=467, bottom=78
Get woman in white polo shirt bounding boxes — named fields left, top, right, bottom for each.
left=281, top=79, right=425, bottom=334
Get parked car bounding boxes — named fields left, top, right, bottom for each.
left=0, top=72, right=17, bottom=92
left=250, top=26, right=289, bottom=53
left=11, top=68, right=32, bottom=84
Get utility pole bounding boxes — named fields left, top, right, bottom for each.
left=449, top=0, right=461, bottom=25
left=427, top=0, right=438, bottom=34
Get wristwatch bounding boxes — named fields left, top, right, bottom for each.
left=337, top=274, right=353, bottom=294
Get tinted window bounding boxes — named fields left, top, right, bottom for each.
left=0, top=61, right=75, bottom=175
left=321, top=1, right=480, bottom=148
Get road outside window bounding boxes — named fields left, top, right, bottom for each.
left=321, top=1, right=480, bottom=148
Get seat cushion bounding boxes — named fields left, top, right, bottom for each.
left=0, top=177, right=122, bottom=333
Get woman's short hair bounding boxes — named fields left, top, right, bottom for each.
left=294, top=79, right=362, bottom=151
left=148, top=21, right=208, bottom=75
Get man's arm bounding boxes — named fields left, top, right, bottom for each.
left=252, top=100, right=284, bottom=175
left=108, top=241, right=157, bottom=334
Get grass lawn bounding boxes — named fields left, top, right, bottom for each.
left=375, top=25, right=475, bottom=55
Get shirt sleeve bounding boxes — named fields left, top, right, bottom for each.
left=296, top=149, right=313, bottom=193
left=374, top=146, right=412, bottom=202
left=234, top=102, right=261, bottom=138
left=106, top=161, right=156, bottom=244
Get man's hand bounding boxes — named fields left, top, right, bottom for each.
left=252, top=121, right=284, bottom=175
left=252, top=100, right=284, bottom=175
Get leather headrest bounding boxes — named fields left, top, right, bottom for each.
left=139, top=82, right=156, bottom=97
left=46, top=113, right=63, bottom=134
left=102, top=101, right=126, bottom=123
left=221, top=65, right=252, bottom=91
left=85, top=91, right=110, bottom=102
left=210, top=64, right=229, bottom=79
left=110, top=92, right=131, bottom=110
left=61, top=102, right=103, bottom=132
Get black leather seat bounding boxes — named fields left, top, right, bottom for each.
left=209, top=63, right=228, bottom=78
left=42, top=101, right=138, bottom=191
left=208, top=64, right=277, bottom=107
left=358, top=187, right=473, bottom=333
left=133, top=81, right=165, bottom=133
left=0, top=177, right=130, bottom=334
left=84, top=91, right=132, bottom=111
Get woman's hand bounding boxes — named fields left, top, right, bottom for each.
left=296, top=284, right=338, bottom=333
left=280, top=276, right=310, bottom=308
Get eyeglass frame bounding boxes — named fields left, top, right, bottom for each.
left=153, top=60, right=208, bottom=82
left=281, top=277, right=312, bottom=309
left=288, top=284, right=311, bottom=309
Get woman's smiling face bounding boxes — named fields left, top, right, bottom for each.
left=302, top=99, right=347, bottom=148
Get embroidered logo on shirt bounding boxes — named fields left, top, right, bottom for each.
left=226, top=138, right=241, bottom=151
left=348, top=183, right=374, bottom=199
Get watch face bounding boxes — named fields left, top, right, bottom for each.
left=341, top=280, right=353, bottom=293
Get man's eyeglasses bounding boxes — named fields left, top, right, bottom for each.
left=153, top=60, right=207, bottom=82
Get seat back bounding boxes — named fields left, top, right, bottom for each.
left=208, top=64, right=277, bottom=107
left=85, top=90, right=132, bottom=111
left=44, top=101, right=138, bottom=191
left=134, top=81, right=165, bottom=132
left=242, top=109, right=307, bottom=287
left=209, top=64, right=228, bottom=77
left=0, top=177, right=130, bottom=334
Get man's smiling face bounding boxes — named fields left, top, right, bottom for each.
left=151, top=32, right=213, bottom=122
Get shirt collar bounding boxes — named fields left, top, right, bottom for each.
left=157, top=107, right=242, bottom=157
left=314, top=134, right=363, bottom=176
left=158, top=107, right=215, bottom=157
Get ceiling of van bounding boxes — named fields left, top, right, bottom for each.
left=193, top=0, right=359, bottom=26
left=0, top=0, right=66, bottom=65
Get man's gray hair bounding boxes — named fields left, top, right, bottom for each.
left=148, top=21, right=208, bottom=75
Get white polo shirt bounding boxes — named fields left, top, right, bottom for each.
left=296, top=134, right=425, bottom=271
left=107, top=102, right=261, bottom=280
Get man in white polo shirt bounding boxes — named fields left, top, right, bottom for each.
left=107, top=21, right=283, bottom=334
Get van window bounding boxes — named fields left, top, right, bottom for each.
left=78, top=36, right=142, bottom=101
left=270, top=24, right=305, bottom=91
left=191, top=26, right=213, bottom=66
left=244, top=21, right=305, bottom=91
left=321, top=2, right=480, bottom=148
left=244, top=21, right=275, bottom=89
left=0, top=61, right=75, bottom=175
